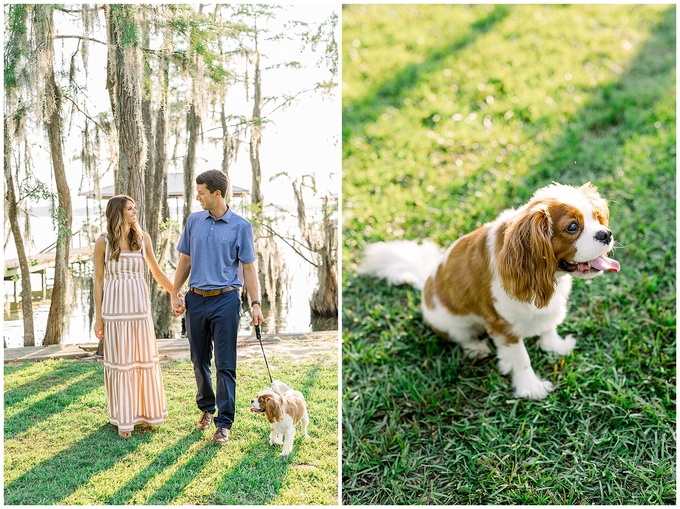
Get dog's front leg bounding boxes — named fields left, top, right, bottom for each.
left=492, top=333, right=553, bottom=400
left=281, top=430, right=295, bottom=456
left=270, top=426, right=282, bottom=446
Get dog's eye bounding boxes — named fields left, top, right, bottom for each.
left=565, top=222, right=580, bottom=234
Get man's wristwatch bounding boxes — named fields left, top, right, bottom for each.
left=251, top=300, right=261, bottom=307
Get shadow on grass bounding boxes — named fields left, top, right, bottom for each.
left=344, top=5, right=675, bottom=231
left=4, top=425, right=152, bottom=505
left=3, top=362, right=50, bottom=393
left=4, top=361, right=98, bottom=409
left=104, top=431, right=208, bottom=504
left=343, top=5, right=513, bottom=133
left=211, top=441, right=306, bottom=505
left=421, top=4, right=676, bottom=256
left=510, top=4, right=676, bottom=201
left=144, top=435, right=223, bottom=504
left=108, top=364, right=331, bottom=505
left=4, top=370, right=101, bottom=441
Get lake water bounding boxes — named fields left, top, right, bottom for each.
left=4, top=257, right=336, bottom=348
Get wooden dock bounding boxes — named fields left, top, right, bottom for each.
left=4, top=245, right=94, bottom=279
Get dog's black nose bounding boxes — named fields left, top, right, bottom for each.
left=595, top=229, right=612, bottom=244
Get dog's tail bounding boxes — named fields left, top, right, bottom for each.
left=272, top=380, right=293, bottom=394
left=357, top=240, right=443, bottom=291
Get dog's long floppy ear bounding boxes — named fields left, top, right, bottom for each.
left=498, top=202, right=557, bottom=308
left=264, top=395, right=283, bottom=423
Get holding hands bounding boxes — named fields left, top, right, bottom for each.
left=171, top=293, right=186, bottom=316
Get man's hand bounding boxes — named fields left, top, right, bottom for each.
left=171, top=292, right=185, bottom=316
left=252, top=304, right=264, bottom=326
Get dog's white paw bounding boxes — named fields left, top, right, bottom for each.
left=538, top=333, right=576, bottom=356
left=513, top=374, right=554, bottom=400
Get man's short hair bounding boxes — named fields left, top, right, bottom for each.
left=196, top=170, right=227, bottom=197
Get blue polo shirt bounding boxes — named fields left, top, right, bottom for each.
left=177, top=208, right=256, bottom=290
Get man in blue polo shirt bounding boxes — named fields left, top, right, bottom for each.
left=171, top=169, right=264, bottom=444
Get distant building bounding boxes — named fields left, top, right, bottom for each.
left=81, top=173, right=251, bottom=219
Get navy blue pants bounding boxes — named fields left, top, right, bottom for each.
left=185, top=289, right=241, bottom=429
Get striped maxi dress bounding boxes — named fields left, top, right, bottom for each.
left=102, top=235, right=168, bottom=432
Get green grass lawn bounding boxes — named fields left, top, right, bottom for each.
left=4, top=350, right=338, bottom=505
left=342, top=4, right=675, bottom=505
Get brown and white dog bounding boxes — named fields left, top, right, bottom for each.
left=358, top=183, right=620, bottom=400
left=250, top=380, right=309, bottom=456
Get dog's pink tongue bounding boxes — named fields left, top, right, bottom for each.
left=590, top=255, right=620, bottom=272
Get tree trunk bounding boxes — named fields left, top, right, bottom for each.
left=147, top=36, right=171, bottom=249
left=220, top=105, right=234, bottom=203
left=41, top=5, right=73, bottom=346
left=292, top=182, right=338, bottom=318
left=106, top=5, right=147, bottom=218
left=183, top=103, right=200, bottom=225
left=4, top=119, right=36, bottom=346
left=249, top=48, right=285, bottom=310
left=310, top=196, right=338, bottom=317
left=249, top=52, right=264, bottom=211
left=141, top=8, right=155, bottom=234
left=100, top=4, right=147, bottom=354
left=149, top=39, right=172, bottom=339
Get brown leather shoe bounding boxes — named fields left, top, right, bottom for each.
left=212, top=427, right=229, bottom=444
left=196, top=410, right=214, bottom=430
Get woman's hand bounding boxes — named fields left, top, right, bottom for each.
left=171, top=293, right=186, bottom=316
left=94, top=318, right=104, bottom=341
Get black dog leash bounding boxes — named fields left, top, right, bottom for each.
left=255, top=324, right=274, bottom=386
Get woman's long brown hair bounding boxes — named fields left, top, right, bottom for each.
left=105, top=195, right=143, bottom=261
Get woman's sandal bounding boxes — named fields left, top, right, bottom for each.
left=118, top=429, right=132, bottom=439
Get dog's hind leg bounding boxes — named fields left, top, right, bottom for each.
left=301, top=412, right=309, bottom=437
left=423, top=304, right=491, bottom=358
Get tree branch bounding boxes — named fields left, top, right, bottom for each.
left=260, top=222, right=319, bottom=267
left=199, top=87, right=315, bottom=139
left=54, top=35, right=107, bottom=46
left=61, top=94, right=107, bottom=133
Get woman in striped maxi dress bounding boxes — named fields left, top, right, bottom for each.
left=93, top=195, right=175, bottom=438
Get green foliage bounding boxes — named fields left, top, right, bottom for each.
left=342, top=4, right=676, bottom=505
left=4, top=4, right=29, bottom=89
left=4, top=355, right=338, bottom=505
left=21, top=179, right=55, bottom=202
left=110, top=4, right=140, bottom=47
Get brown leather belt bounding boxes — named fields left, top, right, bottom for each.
left=189, top=286, right=237, bottom=297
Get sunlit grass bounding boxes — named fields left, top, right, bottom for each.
left=4, top=352, right=338, bottom=505
left=342, top=4, right=675, bottom=505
